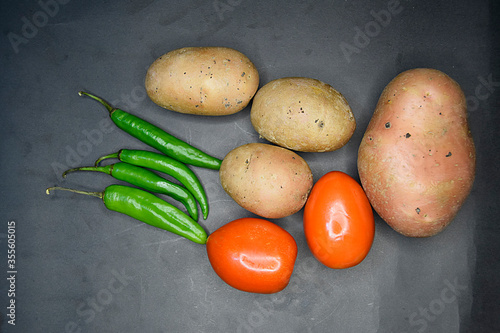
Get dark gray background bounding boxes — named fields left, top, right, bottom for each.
left=1, top=0, right=499, bottom=332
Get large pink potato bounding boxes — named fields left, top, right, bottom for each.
left=357, top=68, right=476, bottom=237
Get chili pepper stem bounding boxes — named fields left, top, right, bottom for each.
left=62, top=165, right=112, bottom=178
left=46, top=186, right=103, bottom=199
left=78, top=91, right=116, bottom=115
left=94, top=152, right=119, bottom=166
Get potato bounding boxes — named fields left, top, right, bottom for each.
left=145, top=47, right=259, bottom=116
left=220, top=143, right=313, bottom=219
left=358, top=68, right=476, bottom=237
left=250, top=77, right=356, bottom=152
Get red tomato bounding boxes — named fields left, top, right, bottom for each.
left=303, top=171, right=374, bottom=269
left=206, top=218, right=297, bottom=294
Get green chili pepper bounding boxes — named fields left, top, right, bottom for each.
left=95, top=149, right=209, bottom=220
left=78, top=91, right=222, bottom=170
left=46, top=185, right=207, bottom=244
left=63, top=162, right=199, bottom=221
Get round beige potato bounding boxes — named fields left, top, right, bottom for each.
left=145, top=47, right=259, bottom=116
left=358, top=68, right=476, bottom=237
left=250, top=77, right=356, bottom=152
left=220, top=143, right=313, bottom=219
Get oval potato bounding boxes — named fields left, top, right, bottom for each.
left=145, top=47, right=259, bottom=116
left=357, top=68, right=476, bottom=237
left=220, top=143, right=313, bottom=219
left=250, top=77, right=356, bottom=152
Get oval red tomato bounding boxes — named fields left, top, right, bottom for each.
left=206, top=218, right=297, bottom=294
left=303, top=171, right=374, bottom=269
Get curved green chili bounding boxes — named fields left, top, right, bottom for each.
left=63, top=162, right=199, bottom=221
left=46, top=185, right=207, bottom=244
left=78, top=91, right=222, bottom=170
left=95, top=149, right=209, bottom=220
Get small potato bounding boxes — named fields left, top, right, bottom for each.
left=250, top=77, right=356, bottom=152
left=145, top=47, right=259, bottom=116
left=220, top=143, right=313, bottom=219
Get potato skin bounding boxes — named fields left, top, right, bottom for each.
left=250, top=77, right=356, bottom=152
left=220, top=143, right=313, bottom=219
left=145, top=47, right=259, bottom=116
left=358, top=68, right=476, bottom=237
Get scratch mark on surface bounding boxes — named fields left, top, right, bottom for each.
left=315, top=301, right=341, bottom=325
left=189, top=276, right=194, bottom=291
left=103, top=223, right=145, bottom=241
left=235, top=122, right=256, bottom=137
left=139, top=275, right=146, bottom=319
left=141, top=238, right=184, bottom=246
left=187, top=127, right=193, bottom=145
left=204, top=289, right=213, bottom=306
left=209, top=199, right=236, bottom=204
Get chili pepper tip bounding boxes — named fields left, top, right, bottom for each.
left=78, top=91, right=114, bottom=114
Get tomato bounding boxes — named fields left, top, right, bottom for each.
left=206, top=218, right=297, bottom=294
left=303, top=171, right=374, bottom=269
